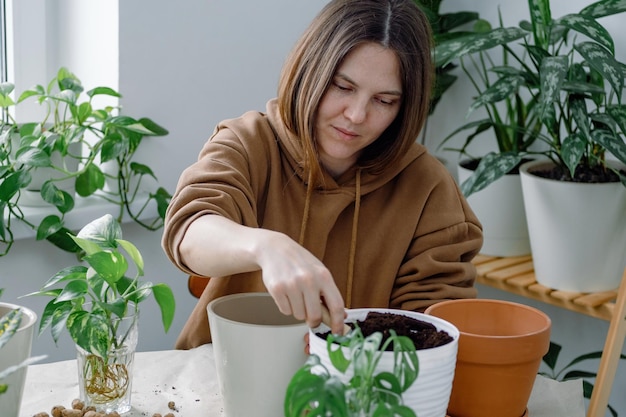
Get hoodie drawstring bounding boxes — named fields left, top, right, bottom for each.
left=345, top=169, right=361, bottom=308
left=298, top=168, right=361, bottom=309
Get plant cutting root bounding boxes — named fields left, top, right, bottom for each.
left=83, top=355, right=130, bottom=404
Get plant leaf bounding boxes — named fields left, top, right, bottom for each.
left=85, top=251, right=128, bottom=285
left=575, top=42, right=624, bottom=96
left=152, top=283, right=176, bottom=333
left=537, top=56, right=568, bottom=122
left=561, top=133, right=587, bottom=177
left=75, top=163, right=105, bottom=197
left=590, top=129, right=626, bottom=165
left=0, top=308, right=22, bottom=349
left=461, top=152, right=522, bottom=196
left=557, top=14, right=614, bottom=54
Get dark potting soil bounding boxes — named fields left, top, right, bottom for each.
left=532, top=164, right=624, bottom=183
left=318, top=311, right=453, bottom=351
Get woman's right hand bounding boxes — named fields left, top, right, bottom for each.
left=255, top=228, right=347, bottom=335
left=180, top=214, right=347, bottom=335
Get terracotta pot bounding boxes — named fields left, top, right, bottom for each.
left=425, top=299, right=551, bottom=417
left=309, top=308, right=459, bottom=417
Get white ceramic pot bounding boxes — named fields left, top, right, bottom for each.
left=309, top=308, right=459, bottom=417
left=458, top=160, right=531, bottom=256
left=207, top=292, right=308, bottom=417
left=0, top=302, right=38, bottom=417
left=520, top=159, right=626, bottom=292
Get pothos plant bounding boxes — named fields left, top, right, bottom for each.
left=0, top=289, right=46, bottom=396
left=0, top=67, right=171, bottom=257
left=24, top=214, right=175, bottom=404
left=284, top=326, right=419, bottom=417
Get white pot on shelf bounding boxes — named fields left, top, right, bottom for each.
left=458, top=159, right=531, bottom=257
left=0, top=302, right=38, bottom=417
left=520, top=159, right=626, bottom=292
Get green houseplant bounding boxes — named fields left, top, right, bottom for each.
left=284, top=327, right=419, bottom=417
left=25, top=213, right=176, bottom=413
left=436, top=0, right=626, bottom=291
left=412, top=0, right=485, bottom=147
left=541, top=341, right=626, bottom=417
left=0, top=67, right=171, bottom=257
left=435, top=0, right=626, bottom=194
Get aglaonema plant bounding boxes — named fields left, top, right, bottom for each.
left=284, top=326, right=419, bottom=417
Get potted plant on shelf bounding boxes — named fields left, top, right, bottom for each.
left=0, top=289, right=45, bottom=417
left=435, top=13, right=538, bottom=256
left=434, top=0, right=626, bottom=289
left=24, top=213, right=176, bottom=414
left=0, top=67, right=171, bottom=257
left=289, top=308, right=459, bottom=417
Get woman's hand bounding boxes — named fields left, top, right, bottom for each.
left=180, top=214, right=347, bottom=334
left=256, top=229, right=347, bottom=334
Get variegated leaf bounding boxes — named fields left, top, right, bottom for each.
left=580, top=0, right=626, bottom=19
left=558, top=14, right=614, bottom=54
left=468, top=75, right=523, bottom=115
left=569, top=96, right=590, bottom=140
left=607, top=105, right=626, bottom=136
left=461, top=152, right=522, bottom=196
left=575, top=42, right=624, bottom=97
left=0, top=309, right=22, bottom=349
left=591, top=129, right=626, bottom=165
left=538, top=56, right=568, bottom=121
left=529, top=0, right=552, bottom=49
left=434, top=27, right=527, bottom=67
left=561, top=133, right=587, bottom=176
left=561, top=81, right=605, bottom=95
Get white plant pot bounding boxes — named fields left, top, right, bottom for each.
left=520, top=160, right=626, bottom=292
left=0, top=302, right=38, bottom=417
left=458, top=160, right=531, bottom=256
left=309, top=308, right=459, bottom=417
left=207, top=293, right=308, bottom=417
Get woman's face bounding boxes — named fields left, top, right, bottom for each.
left=315, top=42, right=402, bottom=178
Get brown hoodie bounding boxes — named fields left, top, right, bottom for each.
left=162, top=99, right=483, bottom=349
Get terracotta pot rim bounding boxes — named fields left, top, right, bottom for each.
left=425, top=298, right=551, bottom=339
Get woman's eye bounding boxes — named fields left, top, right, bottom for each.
left=377, top=97, right=395, bottom=106
left=334, top=83, right=351, bottom=92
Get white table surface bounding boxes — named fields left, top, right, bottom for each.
left=20, top=345, right=586, bottom=417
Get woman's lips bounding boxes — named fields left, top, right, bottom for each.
left=334, top=126, right=358, bottom=140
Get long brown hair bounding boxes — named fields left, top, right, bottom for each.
left=277, top=0, right=433, bottom=185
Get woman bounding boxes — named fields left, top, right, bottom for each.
left=162, top=0, right=483, bottom=349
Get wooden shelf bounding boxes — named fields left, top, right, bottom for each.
left=473, top=254, right=619, bottom=321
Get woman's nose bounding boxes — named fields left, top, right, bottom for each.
left=344, top=98, right=367, bottom=124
